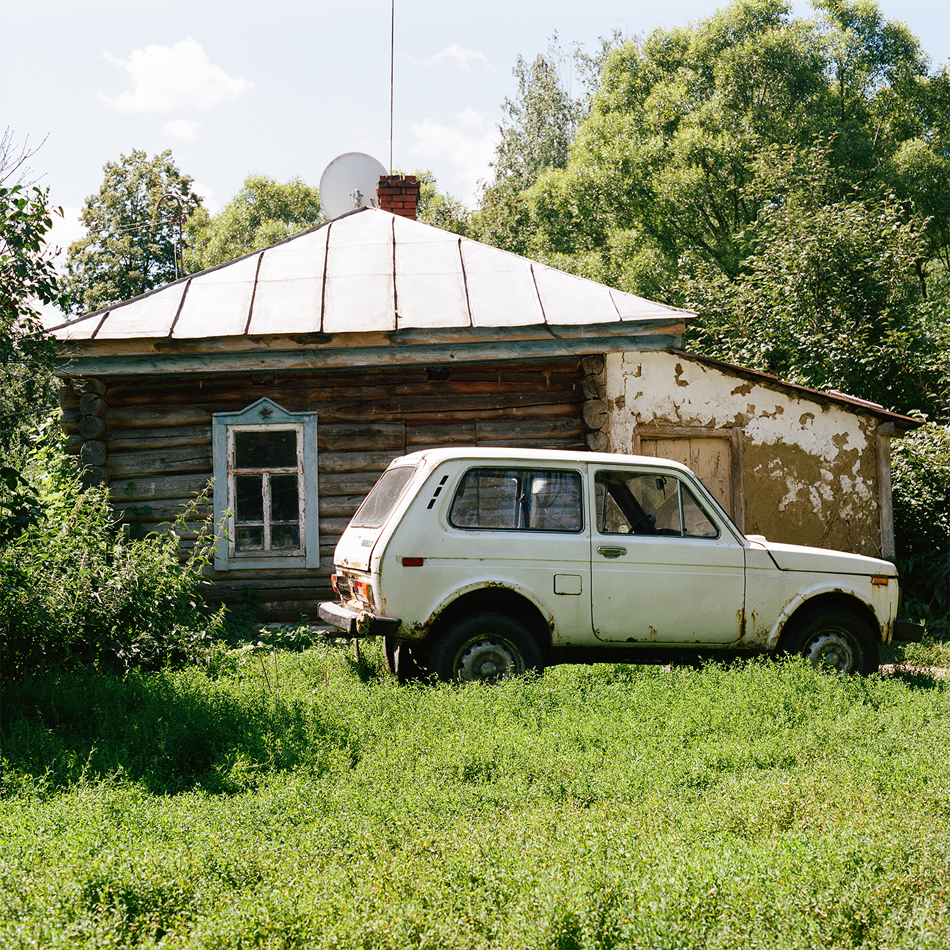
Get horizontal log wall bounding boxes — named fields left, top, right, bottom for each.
left=63, top=359, right=587, bottom=623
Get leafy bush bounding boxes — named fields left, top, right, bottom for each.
left=0, top=423, right=222, bottom=679
left=892, top=422, right=950, bottom=637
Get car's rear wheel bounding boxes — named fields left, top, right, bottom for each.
left=428, top=612, right=543, bottom=683
left=786, top=607, right=879, bottom=675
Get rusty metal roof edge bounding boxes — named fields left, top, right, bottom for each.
left=671, top=349, right=923, bottom=429
left=55, top=318, right=687, bottom=360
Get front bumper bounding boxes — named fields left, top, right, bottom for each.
left=892, top=620, right=925, bottom=643
left=318, top=600, right=401, bottom=638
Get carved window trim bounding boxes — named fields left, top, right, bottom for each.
left=212, top=398, right=319, bottom=571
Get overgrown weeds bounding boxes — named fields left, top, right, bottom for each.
left=3, top=650, right=950, bottom=947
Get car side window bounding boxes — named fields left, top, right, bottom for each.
left=595, top=471, right=719, bottom=539
left=449, top=468, right=583, bottom=532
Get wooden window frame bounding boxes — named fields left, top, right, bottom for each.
left=212, top=398, right=319, bottom=571
left=633, top=424, right=745, bottom=533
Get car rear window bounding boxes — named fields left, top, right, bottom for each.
left=449, top=468, right=583, bottom=532
left=350, top=465, right=416, bottom=529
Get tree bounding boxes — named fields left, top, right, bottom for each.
left=64, top=149, right=202, bottom=315
left=489, top=36, right=582, bottom=194
left=489, top=0, right=938, bottom=297
left=413, top=170, right=470, bottom=236
left=0, top=133, right=68, bottom=458
left=891, top=422, right=950, bottom=634
left=185, top=174, right=324, bottom=271
left=684, top=142, right=948, bottom=416
left=472, top=34, right=626, bottom=253
left=0, top=183, right=64, bottom=364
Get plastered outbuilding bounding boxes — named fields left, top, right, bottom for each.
left=589, top=349, right=915, bottom=559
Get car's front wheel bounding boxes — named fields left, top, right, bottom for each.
left=428, top=613, right=544, bottom=683
left=786, top=607, right=879, bottom=675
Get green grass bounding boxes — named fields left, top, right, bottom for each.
left=3, top=643, right=950, bottom=948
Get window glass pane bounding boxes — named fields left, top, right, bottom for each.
left=236, top=526, right=264, bottom=551
left=271, top=474, right=300, bottom=522
left=272, top=524, right=301, bottom=550
left=682, top=486, right=719, bottom=538
left=527, top=472, right=582, bottom=531
left=351, top=466, right=417, bottom=529
left=450, top=469, right=521, bottom=529
left=644, top=475, right=682, bottom=534
left=450, top=469, right=583, bottom=532
left=235, top=429, right=297, bottom=469
left=596, top=470, right=718, bottom=539
left=236, top=474, right=264, bottom=523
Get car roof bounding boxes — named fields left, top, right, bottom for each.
left=393, top=446, right=694, bottom=475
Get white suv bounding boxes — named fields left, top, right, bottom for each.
left=319, top=448, right=921, bottom=681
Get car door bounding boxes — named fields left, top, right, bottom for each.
left=589, top=465, right=745, bottom=644
left=416, top=464, right=593, bottom=640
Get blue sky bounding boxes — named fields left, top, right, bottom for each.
left=5, top=0, right=949, bottom=258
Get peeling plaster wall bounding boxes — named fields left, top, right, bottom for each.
left=604, top=351, right=884, bottom=556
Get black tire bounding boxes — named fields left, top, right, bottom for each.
left=428, top=612, right=544, bottom=683
left=785, top=607, right=879, bottom=675
left=383, top=635, right=426, bottom=683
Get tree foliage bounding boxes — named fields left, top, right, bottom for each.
left=64, top=149, right=202, bottom=315
left=891, top=423, right=950, bottom=634
left=412, top=170, right=471, bottom=236
left=684, top=142, right=949, bottom=415
left=0, top=183, right=64, bottom=366
left=489, top=36, right=582, bottom=194
left=0, top=136, right=67, bottom=456
left=518, top=0, right=941, bottom=292
left=185, top=174, right=324, bottom=272
left=472, top=0, right=950, bottom=419
left=473, top=34, right=624, bottom=251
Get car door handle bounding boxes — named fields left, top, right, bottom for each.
left=597, top=546, right=628, bottom=558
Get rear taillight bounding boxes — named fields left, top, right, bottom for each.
left=332, top=573, right=354, bottom=600
left=353, top=579, right=375, bottom=608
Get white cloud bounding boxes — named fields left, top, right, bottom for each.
left=99, top=37, right=253, bottom=113
left=411, top=44, right=493, bottom=74
left=410, top=109, right=500, bottom=205
left=163, top=118, right=201, bottom=142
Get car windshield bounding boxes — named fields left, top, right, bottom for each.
left=350, top=465, right=417, bottom=529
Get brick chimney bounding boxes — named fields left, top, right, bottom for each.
left=377, top=174, right=420, bottom=219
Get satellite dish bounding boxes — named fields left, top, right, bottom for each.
left=319, top=152, right=388, bottom=219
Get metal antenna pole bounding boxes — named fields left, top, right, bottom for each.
left=390, top=0, right=395, bottom=173
left=159, top=193, right=185, bottom=280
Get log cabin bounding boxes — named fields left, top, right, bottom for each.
left=52, top=176, right=919, bottom=621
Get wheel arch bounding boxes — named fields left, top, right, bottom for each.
left=775, top=591, right=882, bottom=653
left=421, top=585, right=553, bottom=660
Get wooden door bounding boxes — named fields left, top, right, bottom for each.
left=640, top=435, right=735, bottom=520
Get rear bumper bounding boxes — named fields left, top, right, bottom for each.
left=892, top=620, right=925, bottom=643
left=318, top=600, right=401, bottom=639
